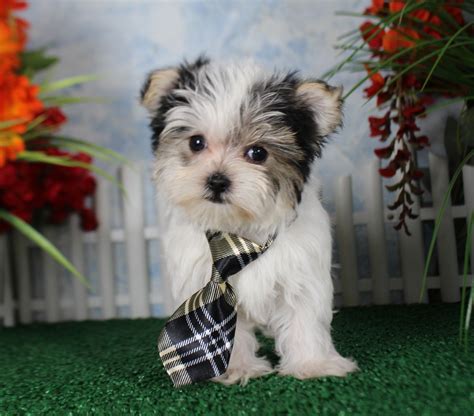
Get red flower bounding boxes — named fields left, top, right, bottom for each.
left=73, top=152, right=93, bottom=164
left=424, top=14, right=443, bottom=39
left=374, top=144, right=393, bottom=159
left=39, top=107, right=67, bottom=128
left=409, top=135, right=430, bottom=149
left=376, top=91, right=391, bottom=106
left=412, top=9, right=431, bottom=22
left=402, top=103, right=425, bottom=118
left=445, top=6, right=465, bottom=26
left=0, top=1, right=28, bottom=19
left=80, top=207, right=98, bottom=231
left=369, top=112, right=391, bottom=140
left=393, top=149, right=411, bottom=162
left=397, top=119, right=420, bottom=136
left=416, top=135, right=429, bottom=147
left=0, top=163, right=16, bottom=187
left=402, top=74, right=419, bottom=89
left=382, top=27, right=419, bottom=52
left=0, top=147, right=99, bottom=233
left=360, top=21, right=384, bottom=49
left=364, top=71, right=385, bottom=98
left=379, top=165, right=397, bottom=178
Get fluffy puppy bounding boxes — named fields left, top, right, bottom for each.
left=141, top=57, right=358, bottom=385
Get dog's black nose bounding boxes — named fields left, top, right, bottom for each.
left=207, top=172, right=231, bottom=194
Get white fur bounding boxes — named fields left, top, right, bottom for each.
left=156, top=170, right=358, bottom=384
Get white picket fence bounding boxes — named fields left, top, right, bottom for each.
left=1, top=154, right=473, bottom=327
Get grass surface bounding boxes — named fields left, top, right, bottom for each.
left=0, top=304, right=473, bottom=415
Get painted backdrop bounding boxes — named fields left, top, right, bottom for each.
left=25, top=0, right=455, bottom=210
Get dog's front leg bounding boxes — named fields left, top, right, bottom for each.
left=213, top=314, right=273, bottom=385
left=271, top=275, right=358, bottom=380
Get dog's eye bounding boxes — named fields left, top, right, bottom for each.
left=245, top=146, right=268, bottom=163
left=189, top=135, right=206, bottom=152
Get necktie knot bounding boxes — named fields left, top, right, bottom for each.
left=207, top=231, right=273, bottom=283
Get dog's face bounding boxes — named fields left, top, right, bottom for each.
left=141, top=57, right=342, bottom=233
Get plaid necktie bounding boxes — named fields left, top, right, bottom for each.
left=157, top=231, right=274, bottom=387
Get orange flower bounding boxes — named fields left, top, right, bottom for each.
left=0, top=16, right=28, bottom=75
left=382, top=27, right=419, bottom=52
left=389, top=1, right=405, bottom=13
left=0, top=133, right=25, bottom=167
left=0, top=73, right=44, bottom=133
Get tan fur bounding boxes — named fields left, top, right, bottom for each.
left=142, top=68, right=179, bottom=113
left=296, top=82, right=343, bottom=137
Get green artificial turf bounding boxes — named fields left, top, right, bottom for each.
left=0, top=304, right=473, bottom=415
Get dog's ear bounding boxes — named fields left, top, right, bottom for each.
left=140, top=68, right=179, bottom=114
left=296, top=81, right=343, bottom=137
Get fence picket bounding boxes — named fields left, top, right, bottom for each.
left=70, top=216, right=88, bottom=320
left=155, top=190, right=174, bottom=316
left=334, top=176, right=360, bottom=306
left=429, top=153, right=459, bottom=302
left=122, top=166, right=150, bottom=318
left=463, top=164, right=474, bottom=277
left=1, top=235, right=14, bottom=327
left=13, top=233, right=32, bottom=324
left=43, top=228, right=60, bottom=322
left=398, top=188, right=427, bottom=303
left=97, top=178, right=115, bottom=319
left=367, top=160, right=390, bottom=304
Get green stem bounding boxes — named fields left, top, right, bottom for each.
left=460, top=212, right=474, bottom=346
left=421, top=22, right=473, bottom=92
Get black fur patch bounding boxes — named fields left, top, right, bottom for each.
left=293, top=182, right=302, bottom=204
left=248, top=72, right=325, bottom=183
left=145, top=56, right=210, bottom=151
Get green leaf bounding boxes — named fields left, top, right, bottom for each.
left=421, top=22, right=473, bottom=92
left=25, top=115, right=47, bottom=132
left=419, top=96, right=474, bottom=117
left=460, top=211, right=474, bottom=347
left=41, top=96, right=108, bottom=106
left=40, top=75, right=98, bottom=94
left=19, top=49, right=58, bottom=76
left=0, top=209, right=91, bottom=289
left=17, top=151, right=126, bottom=194
left=0, top=119, right=27, bottom=130
left=49, top=136, right=130, bottom=165
left=377, top=39, right=474, bottom=96
left=22, top=128, right=55, bottom=141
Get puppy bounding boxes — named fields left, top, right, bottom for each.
left=141, top=57, right=358, bottom=385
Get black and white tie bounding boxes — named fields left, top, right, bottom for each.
left=157, top=231, right=274, bottom=387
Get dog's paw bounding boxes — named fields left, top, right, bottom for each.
left=278, top=355, right=358, bottom=380
left=213, top=356, right=274, bottom=386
